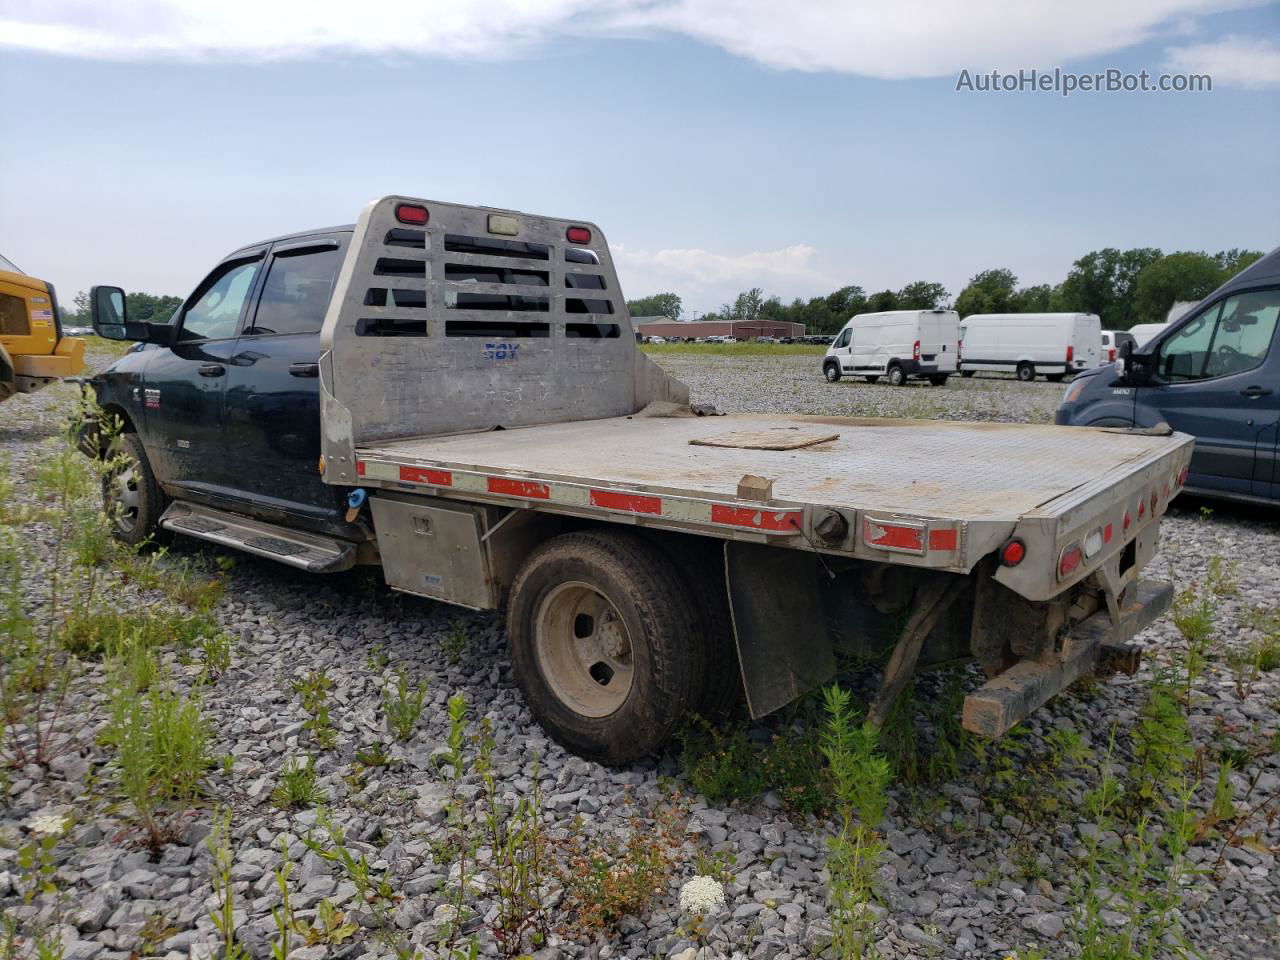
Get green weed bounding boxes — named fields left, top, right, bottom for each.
left=271, top=755, right=325, bottom=810
left=383, top=668, right=428, bottom=742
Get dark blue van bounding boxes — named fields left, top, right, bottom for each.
left=1056, top=247, right=1280, bottom=504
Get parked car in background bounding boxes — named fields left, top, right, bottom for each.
left=823, top=309, right=959, bottom=386
left=1058, top=246, right=1280, bottom=504
left=647, top=336, right=667, bottom=344
left=1127, top=322, right=1169, bottom=347
left=959, top=313, right=1101, bottom=382
left=1100, top=329, right=1135, bottom=364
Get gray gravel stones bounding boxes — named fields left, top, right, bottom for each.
left=0, top=349, right=1277, bottom=958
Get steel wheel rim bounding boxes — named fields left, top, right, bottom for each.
left=534, top=580, right=635, bottom=718
left=106, top=452, right=141, bottom=534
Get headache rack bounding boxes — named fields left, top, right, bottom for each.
left=318, top=196, right=687, bottom=484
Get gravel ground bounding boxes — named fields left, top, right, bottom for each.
left=1, top=350, right=1277, bottom=960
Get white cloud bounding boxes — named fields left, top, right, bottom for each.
left=1163, top=34, right=1280, bottom=88
left=0, top=1, right=1264, bottom=76
left=613, top=242, right=831, bottom=310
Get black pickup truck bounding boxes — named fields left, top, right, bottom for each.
left=81, top=195, right=1191, bottom=764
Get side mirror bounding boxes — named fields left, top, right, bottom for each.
left=89, top=285, right=172, bottom=345
left=1119, top=338, right=1153, bottom=385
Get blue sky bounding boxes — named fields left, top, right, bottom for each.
left=1, top=1, right=1277, bottom=315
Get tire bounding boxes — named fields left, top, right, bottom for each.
left=929, top=374, right=950, bottom=387
left=823, top=362, right=841, bottom=383
left=961, top=370, right=975, bottom=378
left=1016, top=362, right=1036, bottom=382
left=507, top=530, right=706, bottom=765
left=103, top=432, right=165, bottom=546
left=651, top=536, right=742, bottom=724
left=1046, top=373, right=1065, bottom=383
left=865, top=376, right=880, bottom=384
left=887, top=364, right=906, bottom=386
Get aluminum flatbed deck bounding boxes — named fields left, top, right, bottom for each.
left=354, top=413, right=1194, bottom=580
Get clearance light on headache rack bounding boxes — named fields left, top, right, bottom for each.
left=395, top=203, right=429, bottom=225
left=1058, top=542, right=1084, bottom=580
left=487, top=214, right=520, bottom=236
left=566, top=226, right=591, bottom=244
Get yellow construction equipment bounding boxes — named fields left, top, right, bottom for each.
left=0, top=253, right=85, bottom=403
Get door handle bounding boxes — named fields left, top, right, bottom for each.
left=198, top=364, right=226, bottom=378
left=1240, top=386, right=1273, bottom=398
left=289, top=362, right=320, bottom=378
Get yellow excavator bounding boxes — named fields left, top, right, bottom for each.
left=0, top=253, right=85, bottom=403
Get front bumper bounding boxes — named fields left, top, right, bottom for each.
left=962, top=578, right=1172, bottom=737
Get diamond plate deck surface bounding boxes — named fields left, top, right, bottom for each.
left=358, top=414, right=1182, bottom=521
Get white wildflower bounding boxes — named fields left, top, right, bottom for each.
left=27, top=814, right=68, bottom=837
left=678, top=875, right=726, bottom=915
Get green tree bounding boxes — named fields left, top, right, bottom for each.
left=1011, top=283, right=1052, bottom=313
left=1213, top=248, right=1264, bottom=276
left=953, top=268, right=1018, bottom=317
left=1057, top=247, right=1162, bottom=328
left=895, top=281, right=948, bottom=310
left=866, top=289, right=899, bottom=312
left=625, top=292, right=683, bottom=320
left=65, top=289, right=183, bottom=326
left=1132, top=252, right=1227, bottom=324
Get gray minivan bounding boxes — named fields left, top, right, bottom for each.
left=1056, top=247, right=1280, bottom=504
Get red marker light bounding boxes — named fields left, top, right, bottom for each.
left=395, top=204, right=429, bottom=225
left=1000, top=539, right=1026, bottom=567
left=566, top=226, right=591, bottom=244
left=1066, top=345, right=1075, bottom=364
left=1178, top=466, right=1188, bottom=486
left=1058, top=543, right=1084, bottom=579
left=1123, top=510, right=1131, bottom=532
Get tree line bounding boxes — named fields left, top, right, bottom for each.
left=63, top=291, right=184, bottom=327
left=626, top=247, right=1265, bottom=335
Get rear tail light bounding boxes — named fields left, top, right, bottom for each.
left=566, top=226, right=591, bottom=244
left=957, top=340, right=962, bottom=359
left=1058, top=542, right=1084, bottom=579
left=1066, top=345, right=1075, bottom=364
left=913, top=339, right=921, bottom=361
left=1109, top=348, right=1116, bottom=362
left=395, top=203, right=428, bottom=225
left=1000, top=538, right=1026, bottom=567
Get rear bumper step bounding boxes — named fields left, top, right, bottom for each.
left=159, top=502, right=357, bottom=573
left=962, top=578, right=1173, bottom=738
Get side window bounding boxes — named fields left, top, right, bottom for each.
left=1158, top=301, right=1222, bottom=381
left=179, top=259, right=261, bottom=342
left=835, top=328, right=852, bottom=348
left=1202, top=290, right=1280, bottom=379
left=250, top=245, right=344, bottom=336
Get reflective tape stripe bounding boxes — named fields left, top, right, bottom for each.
left=710, top=504, right=802, bottom=531
left=487, top=477, right=551, bottom=499
left=589, top=490, right=662, bottom=514
left=928, top=529, right=958, bottom=551
left=400, top=465, right=452, bottom=487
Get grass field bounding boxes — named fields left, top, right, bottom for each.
left=641, top=341, right=826, bottom=356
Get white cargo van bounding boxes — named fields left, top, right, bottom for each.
left=1128, top=322, right=1169, bottom=347
left=959, top=313, right=1101, bottom=382
left=1100, top=329, right=1136, bottom=364
left=823, top=309, right=960, bottom=386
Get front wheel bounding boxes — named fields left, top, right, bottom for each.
left=507, top=530, right=706, bottom=765
left=1016, top=362, right=1036, bottom=382
left=103, top=433, right=165, bottom=546
left=823, top=362, right=842, bottom=382
left=887, top=364, right=906, bottom=386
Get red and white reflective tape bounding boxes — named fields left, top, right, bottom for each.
left=354, top=458, right=804, bottom=535
left=862, top=515, right=959, bottom=555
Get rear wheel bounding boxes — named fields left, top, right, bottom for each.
left=823, top=362, right=842, bottom=382
left=507, top=530, right=706, bottom=764
left=1016, top=362, right=1036, bottom=382
left=929, top=374, right=950, bottom=386
left=887, top=364, right=906, bottom=386
left=103, top=433, right=164, bottom=546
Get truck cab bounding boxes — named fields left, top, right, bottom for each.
left=0, top=253, right=85, bottom=402
left=87, top=227, right=353, bottom=539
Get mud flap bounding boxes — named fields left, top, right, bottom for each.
left=962, top=579, right=1173, bottom=738
left=724, top=541, right=837, bottom=718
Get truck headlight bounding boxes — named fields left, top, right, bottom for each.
left=1062, top=378, right=1088, bottom=405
